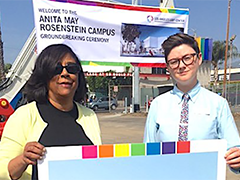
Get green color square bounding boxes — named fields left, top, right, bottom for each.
left=131, top=143, right=145, bottom=156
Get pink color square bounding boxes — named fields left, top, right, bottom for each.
left=177, top=141, right=190, bottom=154
left=82, top=145, right=98, bottom=159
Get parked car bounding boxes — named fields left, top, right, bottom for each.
left=88, top=97, right=118, bottom=111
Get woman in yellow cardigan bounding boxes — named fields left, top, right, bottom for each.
left=0, top=44, right=102, bottom=180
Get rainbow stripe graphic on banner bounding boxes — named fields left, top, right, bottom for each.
left=81, top=61, right=132, bottom=67
left=80, top=141, right=191, bottom=159
left=195, top=37, right=213, bottom=61
left=50, top=0, right=189, bottom=15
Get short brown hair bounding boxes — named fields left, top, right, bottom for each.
left=162, top=33, right=200, bottom=62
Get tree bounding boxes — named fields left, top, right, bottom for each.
left=86, top=76, right=109, bottom=92
left=4, top=63, right=12, bottom=74
left=212, top=40, right=239, bottom=86
left=0, top=25, right=5, bottom=81
left=86, top=71, right=132, bottom=94
left=121, top=24, right=141, bottom=43
left=0, top=63, right=11, bottom=80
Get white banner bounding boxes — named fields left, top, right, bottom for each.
left=32, top=0, right=189, bottom=63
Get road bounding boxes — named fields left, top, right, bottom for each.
left=97, top=111, right=146, bottom=144
left=96, top=110, right=240, bottom=180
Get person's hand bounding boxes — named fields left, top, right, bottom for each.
left=225, top=147, right=240, bottom=170
left=8, top=142, right=46, bottom=180
left=21, top=142, right=46, bottom=166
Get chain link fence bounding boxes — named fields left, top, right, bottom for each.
left=206, top=83, right=240, bottom=112
left=104, top=83, right=240, bottom=113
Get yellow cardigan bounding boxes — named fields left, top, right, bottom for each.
left=0, top=101, right=102, bottom=180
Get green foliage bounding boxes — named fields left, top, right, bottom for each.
left=121, top=24, right=141, bottom=43
left=0, top=63, right=11, bottom=81
left=212, top=41, right=226, bottom=66
left=86, top=76, right=108, bottom=92
left=86, top=71, right=132, bottom=93
left=4, top=63, right=12, bottom=73
left=212, top=40, right=239, bottom=67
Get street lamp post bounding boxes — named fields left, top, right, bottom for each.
left=229, top=35, right=236, bottom=82
left=227, top=35, right=236, bottom=101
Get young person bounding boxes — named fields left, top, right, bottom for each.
left=144, top=33, right=240, bottom=173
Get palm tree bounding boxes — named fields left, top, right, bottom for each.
left=0, top=25, right=5, bottom=82
left=212, top=40, right=239, bottom=86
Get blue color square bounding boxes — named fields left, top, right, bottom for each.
left=146, top=143, right=161, bottom=155
left=162, top=142, right=175, bottom=154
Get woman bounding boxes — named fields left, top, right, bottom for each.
left=0, top=44, right=102, bottom=180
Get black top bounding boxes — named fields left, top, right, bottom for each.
left=32, top=101, right=93, bottom=180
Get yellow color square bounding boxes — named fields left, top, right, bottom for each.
left=115, top=144, right=130, bottom=157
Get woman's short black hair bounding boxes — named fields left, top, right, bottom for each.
left=162, top=33, right=200, bottom=62
left=23, top=44, right=87, bottom=103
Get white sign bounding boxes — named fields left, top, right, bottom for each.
left=38, top=139, right=227, bottom=180
left=113, top=85, right=118, bottom=92
left=32, top=0, right=189, bottom=63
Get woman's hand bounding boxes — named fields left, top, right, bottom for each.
left=225, top=147, right=240, bottom=170
left=8, top=142, right=46, bottom=180
left=22, top=142, right=46, bottom=165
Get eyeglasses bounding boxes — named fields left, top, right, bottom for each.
left=167, top=53, right=198, bottom=69
left=54, top=63, right=80, bottom=75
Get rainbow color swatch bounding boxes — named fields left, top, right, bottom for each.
left=81, top=141, right=191, bottom=160
left=195, top=37, right=213, bottom=61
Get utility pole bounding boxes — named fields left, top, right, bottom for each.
left=222, top=0, right=232, bottom=98
left=0, top=23, right=5, bottom=82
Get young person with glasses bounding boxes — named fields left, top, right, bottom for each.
left=0, top=44, right=102, bottom=180
left=144, top=33, right=240, bottom=173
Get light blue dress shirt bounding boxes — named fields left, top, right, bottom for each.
left=144, top=82, right=240, bottom=150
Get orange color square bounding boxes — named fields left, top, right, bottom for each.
left=99, top=144, right=114, bottom=158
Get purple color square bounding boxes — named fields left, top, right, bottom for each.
left=162, top=142, right=175, bottom=154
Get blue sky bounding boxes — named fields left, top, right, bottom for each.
left=0, top=0, right=239, bottom=64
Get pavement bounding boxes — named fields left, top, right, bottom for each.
left=97, top=111, right=147, bottom=144
left=96, top=109, right=240, bottom=180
